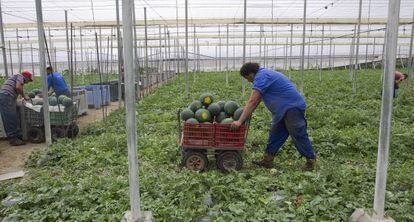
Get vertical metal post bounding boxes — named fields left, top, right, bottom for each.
left=372, top=37, right=376, bottom=69
left=271, top=0, right=274, bottom=68
left=30, top=43, right=34, bottom=74
left=259, top=25, right=262, bottom=63
left=226, top=23, right=229, bottom=86
left=218, top=25, right=221, bottom=72
left=242, top=0, right=247, bottom=95
left=193, top=24, right=196, bottom=79
left=16, top=29, right=22, bottom=72
left=116, top=0, right=123, bottom=107
left=65, top=10, right=70, bottom=72
left=329, top=38, right=333, bottom=70
left=299, top=0, right=307, bottom=93
left=35, top=0, right=52, bottom=149
left=373, top=0, right=400, bottom=219
left=176, top=0, right=180, bottom=76
left=332, top=43, right=336, bottom=70
left=284, top=37, right=288, bottom=70
left=167, top=30, right=171, bottom=76
left=54, top=47, right=57, bottom=71
left=185, top=0, right=189, bottom=97
left=8, top=40, right=13, bottom=74
left=349, top=25, right=357, bottom=78
left=164, top=26, right=168, bottom=80
left=159, top=25, right=163, bottom=85
left=264, top=37, right=267, bottom=67
left=121, top=0, right=141, bottom=219
left=289, top=24, right=293, bottom=75
left=110, top=28, right=114, bottom=74
left=306, top=37, right=310, bottom=69
left=144, top=7, right=149, bottom=95
left=0, top=0, right=8, bottom=77
left=319, top=24, right=324, bottom=80
left=70, top=23, right=74, bottom=99
left=80, top=27, right=83, bottom=72
left=353, top=0, right=363, bottom=93
left=408, top=9, right=414, bottom=80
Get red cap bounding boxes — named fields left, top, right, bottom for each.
left=21, top=70, right=33, bottom=82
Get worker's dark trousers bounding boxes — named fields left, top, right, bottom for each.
left=0, top=93, right=19, bottom=139
left=265, top=108, right=316, bottom=159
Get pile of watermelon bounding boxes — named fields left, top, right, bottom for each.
left=28, top=89, right=73, bottom=108
left=180, top=93, right=243, bottom=124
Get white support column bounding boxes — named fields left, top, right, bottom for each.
left=184, top=0, right=189, bottom=97
left=0, top=0, right=8, bottom=77
left=242, top=0, right=247, bottom=95
left=299, top=0, right=307, bottom=93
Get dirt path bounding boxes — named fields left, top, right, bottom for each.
left=0, top=102, right=120, bottom=175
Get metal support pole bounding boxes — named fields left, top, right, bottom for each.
left=80, top=27, right=83, bottom=72
left=121, top=0, right=141, bottom=220
left=264, top=37, right=267, bottom=67
left=332, top=43, right=336, bottom=71
left=70, top=23, right=74, bottom=99
left=319, top=24, right=325, bottom=80
left=299, top=0, right=307, bottom=93
left=35, top=0, right=52, bottom=149
left=193, top=24, right=196, bottom=79
left=8, top=40, right=13, bottom=74
left=408, top=9, right=414, bottom=80
left=226, top=23, right=229, bottom=86
left=159, top=25, right=163, bottom=85
left=373, top=0, right=401, bottom=220
left=289, top=24, right=293, bottom=71
left=0, top=0, right=8, bottom=77
left=116, top=0, right=123, bottom=107
left=259, top=25, right=262, bottom=63
left=144, top=7, right=149, bottom=95
left=30, top=43, right=34, bottom=74
left=65, top=10, right=70, bottom=72
left=329, top=38, right=333, bottom=70
left=167, top=30, right=171, bottom=76
left=184, top=0, right=189, bottom=97
left=16, top=29, right=22, bottom=72
left=353, top=0, right=363, bottom=93
left=349, top=25, right=357, bottom=78
left=372, top=37, right=377, bottom=69
left=175, top=0, right=180, bottom=76
left=242, top=0, right=247, bottom=95
left=218, top=25, right=221, bottom=72
left=306, top=37, right=310, bottom=70
left=164, top=26, right=168, bottom=81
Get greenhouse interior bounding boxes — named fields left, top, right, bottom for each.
left=0, top=0, right=413, bottom=221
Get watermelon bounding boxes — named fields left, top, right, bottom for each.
left=195, top=108, right=212, bottom=123
left=32, top=98, right=43, bottom=106
left=215, top=112, right=227, bottom=123
left=221, top=118, right=234, bottom=124
left=233, top=108, right=244, bottom=121
left=199, top=93, right=214, bottom=107
left=224, top=101, right=239, bottom=116
left=188, top=100, right=202, bottom=112
left=207, top=103, right=221, bottom=116
left=180, top=108, right=194, bottom=121
left=48, top=97, right=58, bottom=106
left=217, top=101, right=225, bottom=112
left=32, top=89, right=42, bottom=95
left=28, top=92, right=36, bottom=99
left=58, top=95, right=68, bottom=104
left=62, top=97, right=73, bottom=108
left=186, top=118, right=199, bottom=123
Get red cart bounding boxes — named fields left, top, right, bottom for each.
left=177, top=110, right=250, bottom=172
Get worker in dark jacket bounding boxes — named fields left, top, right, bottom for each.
left=231, top=62, right=316, bottom=171
left=0, top=71, right=33, bottom=146
left=47, top=66, right=70, bottom=97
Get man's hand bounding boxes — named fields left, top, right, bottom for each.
left=231, top=120, right=242, bottom=130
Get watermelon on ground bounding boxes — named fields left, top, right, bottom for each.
left=180, top=108, right=194, bottom=121
left=195, top=109, right=212, bottom=123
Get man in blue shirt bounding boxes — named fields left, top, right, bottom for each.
left=47, top=67, right=70, bottom=97
left=231, top=62, right=316, bottom=171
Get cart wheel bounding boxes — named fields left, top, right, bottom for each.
left=51, top=127, right=66, bottom=141
left=66, top=123, right=79, bottom=139
left=182, top=150, right=208, bottom=171
left=217, top=151, right=243, bottom=173
left=27, top=127, right=45, bottom=143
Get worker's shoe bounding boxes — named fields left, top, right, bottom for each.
left=252, top=152, right=275, bottom=168
left=301, top=158, right=316, bottom=172
left=9, top=138, right=26, bottom=146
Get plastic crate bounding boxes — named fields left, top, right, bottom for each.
left=50, top=106, right=77, bottom=126
left=0, top=114, right=6, bottom=138
left=92, top=80, right=119, bottom=102
left=182, top=123, right=215, bottom=148
left=75, top=85, right=110, bottom=109
left=72, top=89, right=88, bottom=115
left=215, top=124, right=247, bottom=149
left=24, top=106, right=44, bottom=127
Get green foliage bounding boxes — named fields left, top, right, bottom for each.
left=1, top=69, right=413, bottom=221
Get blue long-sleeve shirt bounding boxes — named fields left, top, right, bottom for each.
left=47, top=72, right=69, bottom=94
left=252, top=68, right=306, bottom=124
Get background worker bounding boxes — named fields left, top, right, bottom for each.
left=394, top=71, right=408, bottom=97
left=231, top=62, right=317, bottom=171
left=47, top=66, right=70, bottom=97
left=0, top=70, right=33, bottom=146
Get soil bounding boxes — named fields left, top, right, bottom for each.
left=0, top=101, right=120, bottom=175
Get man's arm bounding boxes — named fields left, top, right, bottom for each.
left=15, top=81, right=29, bottom=100
left=231, top=90, right=261, bottom=129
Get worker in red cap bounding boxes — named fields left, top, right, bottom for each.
left=0, top=70, right=33, bottom=146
